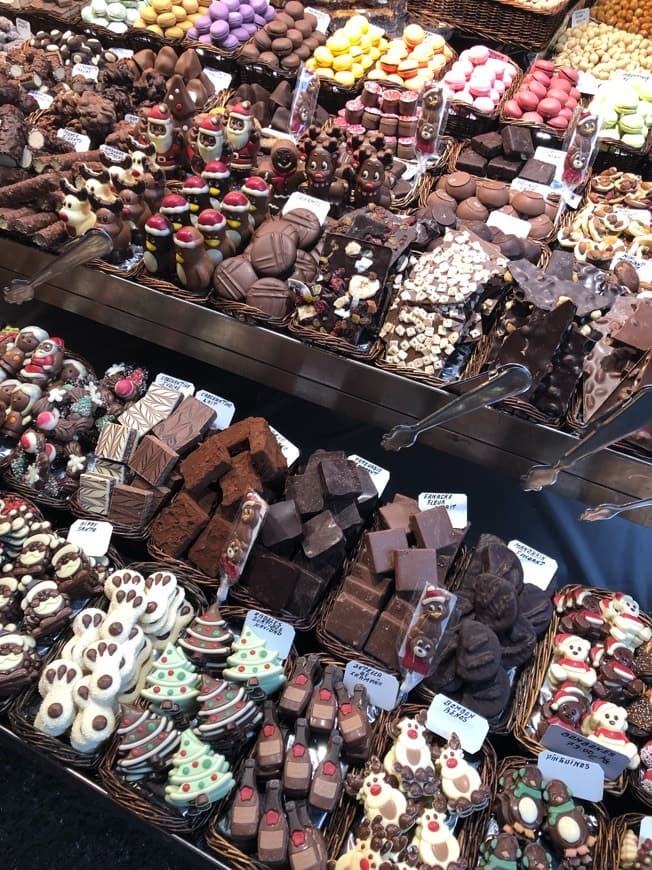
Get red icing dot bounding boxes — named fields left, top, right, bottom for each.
left=323, top=762, right=336, bottom=776
left=236, top=702, right=244, bottom=709
left=264, top=664, right=270, bottom=669
left=192, top=761, right=199, bottom=767
left=153, top=686, right=161, bottom=694
left=182, top=784, right=190, bottom=792
left=263, top=725, right=275, bottom=737
left=211, top=774, right=218, bottom=781
left=446, top=759, right=457, bottom=769
left=340, top=703, right=352, bottom=715
left=296, top=675, right=307, bottom=686
left=370, top=784, right=382, bottom=796
left=240, top=786, right=253, bottom=802
left=428, top=820, right=440, bottom=832
left=291, top=831, right=305, bottom=847
left=266, top=810, right=279, bottom=825
left=407, top=728, right=418, bottom=739
left=180, top=687, right=187, bottom=693
left=167, top=669, right=174, bottom=676
left=241, top=638, right=247, bottom=644
left=319, top=689, right=331, bottom=701
left=249, top=650, right=256, bottom=656
left=137, top=726, right=144, bottom=733
left=292, top=744, right=305, bottom=757
left=238, top=666, right=245, bottom=672
left=161, top=657, right=168, bottom=663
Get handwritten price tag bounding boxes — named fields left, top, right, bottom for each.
left=15, top=18, right=31, bottom=39
left=57, top=128, right=91, bottom=153
left=571, top=7, right=590, bottom=26
left=538, top=750, right=604, bottom=801
left=348, top=455, right=389, bottom=496
left=28, top=91, right=53, bottom=110
left=487, top=210, right=531, bottom=239
left=426, top=694, right=489, bottom=754
left=541, top=723, right=631, bottom=779
left=154, top=373, right=195, bottom=397
left=612, top=253, right=652, bottom=284
left=72, top=63, right=99, bottom=81
left=418, top=493, right=467, bottom=528
left=343, top=661, right=399, bottom=710
left=508, top=539, right=557, bottom=589
left=304, top=5, right=330, bottom=33
left=244, top=609, right=294, bottom=660
left=100, top=144, right=127, bottom=163
left=270, top=427, right=300, bottom=467
left=283, top=191, right=330, bottom=225
left=67, top=519, right=113, bottom=558
left=111, top=47, right=133, bottom=59
left=195, top=390, right=235, bottom=430
left=511, top=177, right=553, bottom=197
left=125, top=113, right=140, bottom=126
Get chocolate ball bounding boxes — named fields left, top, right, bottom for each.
left=249, top=230, right=298, bottom=278
left=445, top=171, right=476, bottom=201
left=476, top=179, right=509, bottom=209
left=456, top=197, right=489, bottom=222
left=528, top=214, right=554, bottom=240
left=283, top=207, right=322, bottom=249
left=512, top=191, right=546, bottom=218
left=213, top=256, right=259, bottom=301
left=426, top=189, right=457, bottom=211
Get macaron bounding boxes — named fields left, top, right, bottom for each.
left=469, top=44, right=489, bottom=65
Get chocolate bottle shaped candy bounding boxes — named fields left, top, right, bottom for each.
left=308, top=730, right=343, bottom=812
left=297, top=801, right=328, bottom=866
left=307, top=664, right=341, bottom=732
left=257, top=779, right=289, bottom=866
left=230, top=758, right=260, bottom=842
left=335, top=681, right=371, bottom=758
left=255, top=700, right=285, bottom=777
left=286, top=800, right=328, bottom=870
left=283, top=718, right=313, bottom=797
left=279, top=654, right=321, bottom=719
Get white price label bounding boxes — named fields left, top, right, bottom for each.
left=615, top=208, right=651, bottom=227
left=640, top=817, right=652, bottom=845
left=618, top=69, right=652, bottom=86
left=418, top=493, right=467, bottom=528
left=57, top=128, right=91, bottom=153
left=612, top=253, right=652, bottom=284
left=283, top=191, right=330, bottom=225
left=577, top=71, right=599, bottom=95
left=100, top=144, right=128, bottom=163
left=125, top=113, right=140, bottom=126
left=562, top=189, right=582, bottom=209
left=304, top=5, right=330, bottom=33
left=508, top=539, right=557, bottom=589
left=244, top=609, right=294, bottom=661
left=202, top=67, right=232, bottom=91
left=111, top=47, right=133, bottom=59
left=28, top=91, right=53, bottom=110
left=15, top=17, right=31, bottom=39
left=541, top=723, right=631, bottom=779
left=511, top=177, right=552, bottom=197
left=538, top=750, right=604, bottom=801
left=571, top=7, right=590, bottom=26
left=487, top=210, right=532, bottom=239
left=534, top=146, right=565, bottom=183
left=347, top=454, right=389, bottom=496
left=154, top=373, right=195, bottom=397
left=343, top=660, right=399, bottom=710
left=72, top=63, right=99, bottom=81
left=426, top=694, right=489, bottom=755
left=270, top=427, right=300, bottom=467
left=195, top=389, right=235, bottom=430
left=67, top=519, right=113, bottom=559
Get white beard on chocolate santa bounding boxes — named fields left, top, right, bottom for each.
left=146, top=104, right=183, bottom=177
left=225, top=102, right=259, bottom=177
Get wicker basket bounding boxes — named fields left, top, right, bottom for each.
left=592, top=126, right=652, bottom=177
left=208, top=293, right=294, bottom=330
left=444, top=54, right=523, bottom=140
left=138, top=266, right=213, bottom=305
left=412, top=0, right=574, bottom=51
left=1, top=468, right=73, bottom=511
left=513, top=584, right=652, bottom=797
left=486, top=756, right=610, bottom=863
left=204, top=654, right=389, bottom=869
left=610, top=813, right=646, bottom=867
left=498, top=68, right=588, bottom=145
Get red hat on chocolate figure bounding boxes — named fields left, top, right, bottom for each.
left=421, top=587, right=448, bottom=607
left=221, top=190, right=250, bottom=213
left=242, top=176, right=268, bottom=197
left=160, top=194, right=190, bottom=214
left=197, top=209, right=226, bottom=229
left=181, top=176, right=209, bottom=195
left=228, top=101, right=253, bottom=122
left=202, top=161, right=230, bottom=181
left=199, top=114, right=223, bottom=136
left=147, top=103, right=172, bottom=123
left=175, top=225, right=203, bottom=247
left=145, top=214, right=173, bottom=235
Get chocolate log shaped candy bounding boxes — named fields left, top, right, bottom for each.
left=258, top=779, right=289, bottom=867
left=279, top=654, right=321, bottom=719
left=283, top=718, right=312, bottom=797
left=255, top=700, right=285, bottom=778
left=308, top=730, right=343, bottom=812
left=230, top=758, right=261, bottom=842
left=306, top=663, right=341, bottom=732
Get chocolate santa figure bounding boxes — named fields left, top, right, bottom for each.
left=19, top=338, right=64, bottom=387
left=224, top=101, right=260, bottom=180
left=144, top=213, right=175, bottom=278
left=221, top=190, right=253, bottom=253
left=181, top=176, right=211, bottom=225
left=202, top=161, right=231, bottom=209
left=0, top=326, right=48, bottom=383
left=174, top=225, right=215, bottom=293
left=241, top=176, right=270, bottom=228
left=145, top=103, right=184, bottom=178
left=188, top=114, right=224, bottom=175
left=160, top=193, right=192, bottom=232
left=196, top=210, right=235, bottom=267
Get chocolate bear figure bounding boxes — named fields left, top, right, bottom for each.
left=495, top=764, right=545, bottom=839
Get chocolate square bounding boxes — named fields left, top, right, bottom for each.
left=331, top=499, right=362, bottom=541
left=319, top=458, right=362, bottom=499
left=78, top=472, right=113, bottom=515
left=194, top=487, right=220, bottom=515
left=341, top=573, right=391, bottom=609
left=248, top=419, right=287, bottom=482
left=486, top=156, right=522, bottom=181
left=118, top=383, right=181, bottom=436
left=385, top=593, right=416, bottom=620
left=379, top=498, right=417, bottom=531
left=128, top=434, right=179, bottom=486
left=108, top=483, right=154, bottom=526
left=152, top=396, right=216, bottom=453
left=212, top=418, right=251, bottom=454
left=501, top=125, right=535, bottom=160
left=179, top=434, right=232, bottom=495
left=130, top=475, right=172, bottom=515
left=323, top=591, right=378, bottom=648
left=95, top=422, right=138, bottom=462
left=365, top=528, right=408, bottom=574
left=519, top=158, right=555, bottom=185
left=409, top=506, right=456, bottom=550
left=305, top=449, right=347, bottom=474
left=261, top=500, right=302, bottom=550
left=363, top=611, right=404, bottom=671
left=287, top=564, right=327, bottom=617
left=244, top=550, right=298, bottom=611
left=219, top=451, right=263, bottom=512
left=92, top=458, right=127, bottom=483
left=456, top=147, right=487, bottom=176
left=356, top=466, right=379, bottom=517
left=187, top=510, right=233, bottom=577
left=302, top=510, right=345, bottom=560
left=394, top=548, right=438, bottom=591
left=470, top=131, right=503, bottom=159
left=149, top=492, right=209, bottom=557
left=285, top=472, right=324, bottom=518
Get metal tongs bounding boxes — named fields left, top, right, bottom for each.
left=2, top=229, right=112, bottom=305
left=522, top=386, right=652, bottom=492
left=580, top=497, right=652, bottom=523
left=381, top=363, right=533, bottom=451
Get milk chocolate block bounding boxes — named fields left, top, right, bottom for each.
left=363, top=611, right=404, bottom=672
left=150, top=491, right=209, bottom=557
left=261, top=500, right=302, bottom=550
left=188, top=510, right=233, bottom=577
left=486, top=156, right=522, bottom=181
left=128, top=434, right=179, bottom=487
left=248, top=419, right=287, bottom=482
left=366, top=528, right=408, bottom=574
left=78, top=472, right=114, bottom=515
left=108, top=483, right=154, bottom=526
left=152, top=396, right=216, bottom=453
left=93, top=458, right=127, bottom=483
left=95, top=421, right=138, bottom=462
left=179, top=434, right=231, bottom=495
left=471, top=131, right=503, bottom=159
left=379, top=498, right=418, bottom=531
left=323, top=592, right=378, bottom=648
left=285, top=472, right=324, bottom=517
left=130, top=476, right=172, bottom=515
left=457, top=147, right=487, bottom=176
left=501, top=125, right=535, bottom=160
left=519, top=158, right=555, bottom=185
left=410, top=506, right=456, bottom=550
left=220, top=451, right=263, bottom=511
left=287, top=563, right=327, bottom=617
left=302, top=511, right=344, bottom=560
left=194, top=488, right=220, bottom=515
left=244, top=550, right=298, bottom=610
left=119, top=383, right=181, bottom=436
left=341, top=573, right=391, bottom=609
left=394, top=548, right=437, bottom=591
left=385, top=593, right=417, bottom=620
left=318, top=458, right=362, bottom=499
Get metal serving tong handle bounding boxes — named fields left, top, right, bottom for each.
left=381, top=363, right=533, bottom=451
left=522, top=385, right=652, bottom=492
left=580, top=496, right=652, bottom=522
left=2, top=229, right=112, bottom=304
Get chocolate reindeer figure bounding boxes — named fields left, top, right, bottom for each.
left=59, top=179, right=96, bottom=238
left=79, top=163, right=116, bottom=202
left=89, top=194, right=132, bottom=263
left=302, top=134, right=348, bottom=215
left=114, top=177, right=151, bottom=245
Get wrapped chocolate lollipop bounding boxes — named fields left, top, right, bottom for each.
left=415, top=85, right=449, bottom=167
left=398, top=584, right=458, bottom=694
left=217, top=490, right=268, bottom=603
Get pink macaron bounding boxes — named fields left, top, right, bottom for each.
left=473, top=96, right=495, bottom=113
left=469, top=44, right=490, bottom=65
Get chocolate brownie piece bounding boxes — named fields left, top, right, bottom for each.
left=149, top=491, right=210, bottom=557
left=248, top=418, right=287, bottom=481
left=213, top=418, right=252, bottom=454
left=188, top=509, right=233, bottom=577
left=180, top=434, right=232, bottom=495
left=219, top=451, right=263, bottom=511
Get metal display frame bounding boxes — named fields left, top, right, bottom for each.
left=0, top=237, right=651, bottom=524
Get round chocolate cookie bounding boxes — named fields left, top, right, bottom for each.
left=291, top=248, right=319, bottom=284
left=213, top=255, right=259, bottom=301
left=282, top=207, right=322, bottom=250
left=249, top=231, right=297, bottom=278
left=271, top=37, right=293, bottom=57
left=281, top=53, right=301, bottom=71
left=258, top=51, right=280, bottom=67
left=253, top=219, right=300, bottom=248
left=254, top=29, right=272, bottom=51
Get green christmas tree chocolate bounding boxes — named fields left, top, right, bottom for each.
left=141, top=643, right=201, bottom=714
left=223, top=627, right=286, bottom=696
left=193, top=674, right=262, bottom=748
left=178, top=603, right=234, bottom=672
left=165, top=729, right=235, bottom=808
left=115, top=703, right=181, bottom=781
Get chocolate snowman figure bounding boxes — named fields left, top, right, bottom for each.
left=196, top=210, right=235, bottom=267
left=181, top=176, right=211, bottom=225
left=144, top=214, right=176, bottom=278
left=174, top=225, right=214, bottom=293
left=202, top=161, right=231, bottom=209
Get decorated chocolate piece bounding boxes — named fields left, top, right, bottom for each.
left=345, top=756, right=418, bottom=830
left=178, top=603, right=234, bottom=671
left=279, top=654, right=321, bottom=719
left=141, top=642, right=201, bottom=714
left=194, top=674, right=262, bottom=746
left=335, top=682, right=371, bottom=759
left=543, top=779, right=595, bottom=861
left=223, top=627, right=286, bottom=696
left=307, top=663, right=341, bottom=733
left=436, top=732, right=491, bottom=815
left=165, top=729, right=235, bottom=808
left=258, top=779, right=289, bottom=866
left=309, top=730, right=343, bottom=812
left=230, top=758, right=261, bottom=842
left=496, top=763, right=546, bottom=837
left=115, top=703, right=180, bottom=781
left=283, top=717, right=312, bottom=796
left=384, top=710, right=438, bottom=799
left=580, top=699, right=640, bottom=767
left=413, top=807, right=462, bottom=867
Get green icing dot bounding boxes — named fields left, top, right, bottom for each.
left=260, top=651, right=267, bottom=658
left=203, top=759, right=211, bottom=769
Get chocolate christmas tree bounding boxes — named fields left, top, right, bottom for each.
left=193, top=674, right=262, bottom=751
left=178, top=603, right=234, bottom=672
left=223, top=626, right=286, bottom=696
left=165, top=729, right=235, bottom=809
left=115, top=703, right=181, bottom=782
left=141, top=643, right=201, bottom=715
